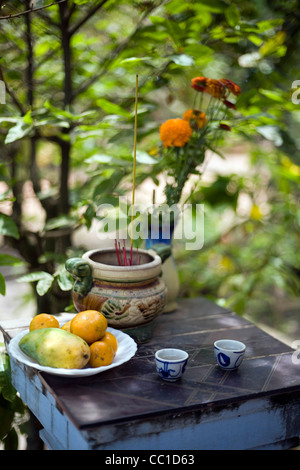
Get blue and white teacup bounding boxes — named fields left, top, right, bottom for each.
left=214, top=339, right=246, bottom=370
left=155, top=348, right=189, bottom=381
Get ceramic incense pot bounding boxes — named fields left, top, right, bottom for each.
left=65, top=248, right=167, bottom=343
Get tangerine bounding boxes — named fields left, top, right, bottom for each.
left=102, top=331, right=118, bottom=356
left=70, top=310, right=107, bottom=345
left=61, top=320, right=71, bottom=332
left=89, top=340, right=114, bottom=368
left=29, top=313, right=60, bottom=332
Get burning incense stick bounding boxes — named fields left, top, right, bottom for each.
left=115, top=74, right=140, bottom=266
left=131, top=73, right=138, bottom=248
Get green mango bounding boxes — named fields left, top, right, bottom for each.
left=19, top=328, right=90, bottom=369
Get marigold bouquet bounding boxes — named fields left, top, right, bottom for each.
left=158, top=76, right=241, bottom=206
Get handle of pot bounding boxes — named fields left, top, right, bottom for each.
left=148, top=243, right=172, bottom=264
left=65, top=257, right=93, bottom=297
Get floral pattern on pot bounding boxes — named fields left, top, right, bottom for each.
left=71, top=277, right=166, bottom=328
left=66, top=248, right=167, bottom=332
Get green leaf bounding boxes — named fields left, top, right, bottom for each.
left=223, top=36, right=241, bottom=44
left=23, top=110, right=33, bottom=125
left=193, top=0, right=227, bottom=13
left=4, top=121, right=33, bottom=144
left=259, top=31, right=286, bottom=57
left=85, top=153, right=129, bottom=166
left=93, top=174, right=122, bottom=198
left=44, top=100, right=74, bottom=121
left=247, top=34, right=264, bottom=47
left=0, top=352, right=17, bottom=402
left=0, top=272, right=5, bottom=296
left=169, top=54, right=194, bottom=66
left=0, top=214, right=19, bottom=239
left=44, top=215, right=77, bottom=231
left=257, top=19, right=284, bottom=32
left=0, top=253, right=23, bottom=266
left=225, top=4, right=240, bottom=28
left=85, top=153, right=114, bottom=164
left=120, top=57, right=151, bottom=65
left=96, top=98, right=131, bottom=117
left=17, top=271, right=54, bottom=295
left=277, top=129, right=300, bottom=166
left=184, top=44, right=213, bottom=58
left=56, top=270, right=73, bottom=292
left=0, top=117, right=20, bottom=124
left=17, top=271, right=54, bottom=296
left=34, top=118, right=70, bottom=129
left=135, top=151, right=156, bottom=164
left=17, top=271, right=50, bottom=283
left=259, top=89, right=284, bottom=103
left=150, top=15, right=167, bottom=25
left=256, top=125, right=283, bottom=146
left=43, top=101, right=97, bottom=125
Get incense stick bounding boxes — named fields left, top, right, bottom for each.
left=114, top=74, right=140, bottom=266
left=131, top=73, right=138, bottom=249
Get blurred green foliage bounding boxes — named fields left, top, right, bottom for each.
left=0, top=347, right=28, bottom=449
left=176, top=147, right=300, bottom=319
left=0, top=0, right=298, bottom=318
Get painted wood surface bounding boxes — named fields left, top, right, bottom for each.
left=1, top=298, right=300, bottom=450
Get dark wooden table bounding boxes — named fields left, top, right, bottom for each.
left=1, top=297, right=300, bottom=450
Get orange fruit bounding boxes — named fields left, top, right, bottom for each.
left=89, top=340, right=114, bottom=368
left=61, top=320, right=71, bottom=332
left=70, top=310, right=107, bottom=345
left=29, top=313, right=60, bottom=332
left=102, top=331, right=118, bottom=356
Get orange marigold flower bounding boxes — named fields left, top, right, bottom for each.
left=183, top=109, right=207, bottom=129
left=205, top=78, right=226, bottom=99
left=191, top=76, right=207, bottom=92
left=220, top=79, right=241, bottom=96
left=159, top=118, right=192, bottom=148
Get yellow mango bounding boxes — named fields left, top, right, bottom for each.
left=19, top=327, right=90, bottom=369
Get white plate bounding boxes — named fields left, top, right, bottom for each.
left=8, top=325, right=137, bottom=377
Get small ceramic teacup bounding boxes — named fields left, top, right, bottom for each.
left=155, top=348, right=189, bottom=381
left=214, top=339, right=246, bottom=370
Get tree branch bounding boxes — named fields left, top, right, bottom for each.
left=25, top=2, right=34, bottom=107
left=59, top=1, right=72, bottom=107
left=69, top=0, right=110, bottom=36
left=58, top=1, right=72, bottom=216
left=0, top=0, right=67, bottom=20
left=35, top=10, right=60, bottom=29
left=24, top=0, right=42, bottom=198
left=70, top=4, right=158, bottom=101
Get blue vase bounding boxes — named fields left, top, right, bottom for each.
left=145, top=222, right=179, bottom=313
left=145, top=220, right=175, bottom=248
